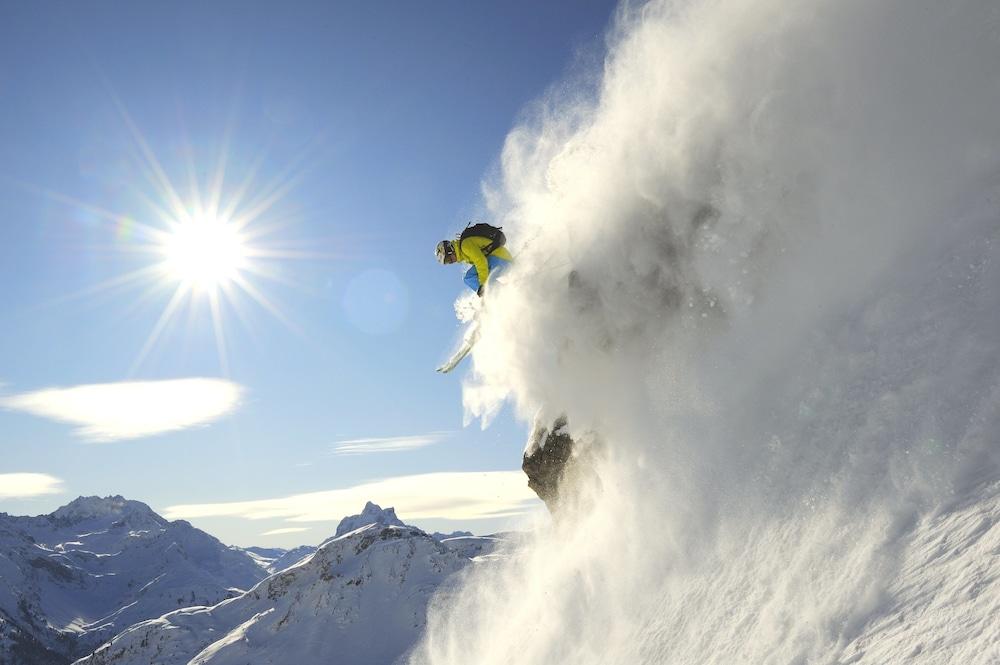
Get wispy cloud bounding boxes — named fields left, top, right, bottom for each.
left=331, top=432, right=451, bottom=456
left=0, top=473, right=64, bottom=499
left=164, top=471, right=539, bottom=524
left=260, top=527, right=311, bottom=536
left=0, top=378, right=244, bottom=442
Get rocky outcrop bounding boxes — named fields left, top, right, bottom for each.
left=521, top=417, right=600, bottom=514
left=0, top=611, right=70, bottom=665
left=334, top=501, right=405, bottom=538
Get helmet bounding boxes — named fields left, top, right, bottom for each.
left=435, top=240, right=456, bottom=264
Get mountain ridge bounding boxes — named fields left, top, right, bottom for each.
left=74, top=507, right=501, bottom=665
left=0, top=495, right=267, bottom=663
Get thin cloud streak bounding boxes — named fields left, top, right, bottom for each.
left=260, top=527, right=311, bottom=536
left=0, top=473, right=64, bottom=499
left=0, top=378, right=244, bottom=442
left=331, top=432, right=452, bottom=456
left=163, top=471, right=539, bottom=524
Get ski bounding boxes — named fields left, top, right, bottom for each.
left=436, top=340, right=475, bottom=373
left=437, top=322, right=480, bottom=373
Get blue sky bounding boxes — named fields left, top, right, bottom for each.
left=0, top=1, right=617, bottom=546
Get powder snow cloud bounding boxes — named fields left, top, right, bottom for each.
left=411, top=0, right=1000, bottom=663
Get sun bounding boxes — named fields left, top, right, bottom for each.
left=34, top=96, right=332, bottom=376
left=162, top=212, right=248, bottom=294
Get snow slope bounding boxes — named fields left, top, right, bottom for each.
left=0, top=496, right=266, bottom=663
left=234, top=547, right=286, bottom=570
left=75, top=505, right=477, bottom=665
left=411, top=0, right=1000, bottom=663
left=234, top=546, right=319, bottom=575
left=436, top=536, right=502, bottom=561
left=261, top=546, right=317, bottom=575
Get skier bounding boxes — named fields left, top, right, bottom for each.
left=435, top=223, right=512, bottom=297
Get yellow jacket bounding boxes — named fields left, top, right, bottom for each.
left=454, top=236, right=513, bottom=286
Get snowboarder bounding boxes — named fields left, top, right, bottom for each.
left=435, top=223, right=512, bottom=297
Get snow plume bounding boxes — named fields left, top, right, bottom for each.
left=414, top=0, right=1000, bottom=663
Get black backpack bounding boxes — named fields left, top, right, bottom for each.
left=459, top=223, right=506, bottom=255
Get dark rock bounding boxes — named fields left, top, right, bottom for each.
left=28, top=557, right=75, bottom=583
left=521, top=416, right=600, bottom=514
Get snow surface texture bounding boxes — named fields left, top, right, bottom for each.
left=75, top=518, right=476, bottom=665
left=413, top=0, right=1000, bottom=663
left=0, top=496, right=266, bottom=663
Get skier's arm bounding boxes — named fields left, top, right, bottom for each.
left=460, top=239, right=490, bottom=289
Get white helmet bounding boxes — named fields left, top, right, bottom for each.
left=435, top=240, right=456, bottom=264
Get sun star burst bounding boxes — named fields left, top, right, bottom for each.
left=31, top=95, right=334, bottom=377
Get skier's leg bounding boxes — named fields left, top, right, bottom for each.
left=485, top=256, right=510, bottom=284
left=463, top=266, right=481, bottom=292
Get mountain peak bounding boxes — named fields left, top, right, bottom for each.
left=50, top=495, right=160, bottom=524
left=334, top=501, right=406, bottom=538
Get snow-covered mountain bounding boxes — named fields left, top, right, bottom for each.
left=233, top=546, right=318, bottom=575
left=0, top=496, right=266, bottom=664
left=260, top=546, right=318, bottom=575
left=435, top=535, right=502, bottom=561
left=429, top=530, right=472, bottom=541
left=233, top=547, right=285, bottom=570
left=75, top=503, right=491, bottom=665
left=334, top=500, right=406, bottom=537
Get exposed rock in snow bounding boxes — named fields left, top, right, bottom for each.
left=521, top=417, right=575, bottom=511
left=521, top=416, right=601, bottom=514
left=333, top=501, right=405, bottom=538
left=0, top=610, right=68, bottom=665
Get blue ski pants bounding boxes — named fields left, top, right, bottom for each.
left=464, top=255, right=511, bottom=292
